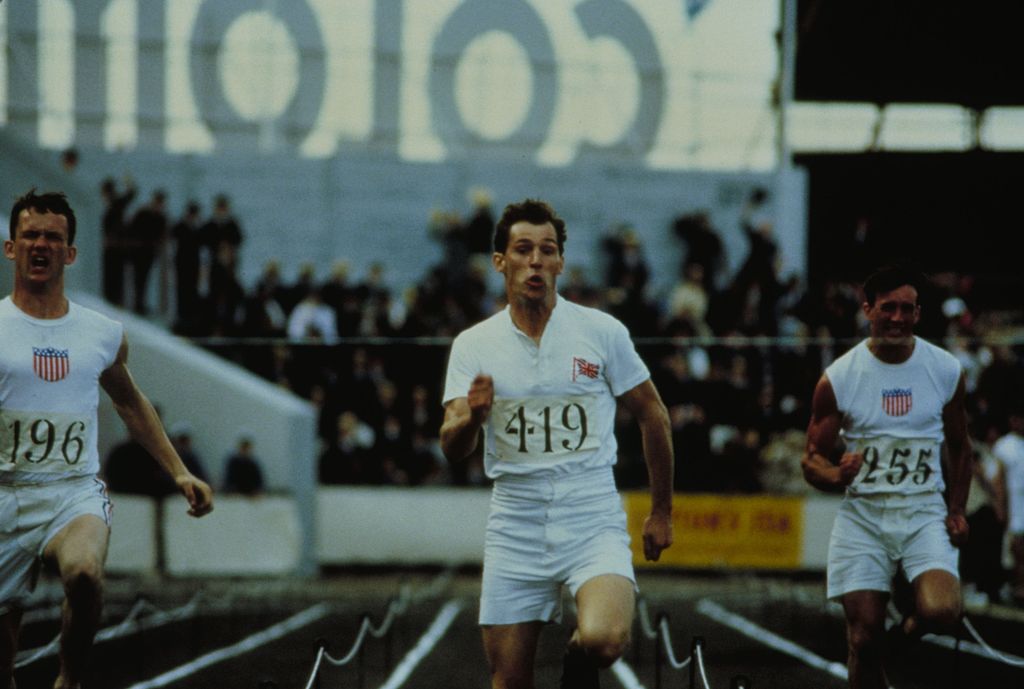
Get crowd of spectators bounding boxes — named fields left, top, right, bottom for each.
left=99, top=176, right=246, bottom=326
left=95, top=178, right=1024, bottom=602
left=98, top=184, right=1024, bottom=500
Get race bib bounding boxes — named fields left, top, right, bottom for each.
left=491, top=395, right=601, bottom=462
left=0, top=409, right=92, bottom=473
left=847, top=435, right=942, bottom=494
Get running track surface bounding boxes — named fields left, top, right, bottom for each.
left=14, top=571, right=1024, bottom=689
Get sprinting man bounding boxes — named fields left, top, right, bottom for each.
left=0, top=190, right=214, bottom=689
left=441, top=199, right=674, bottom=689
left=802, top=265, right=971, bottom=689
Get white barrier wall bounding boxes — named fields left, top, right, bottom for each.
left=163, top=495, right=303, bottom=576
left=105, top=490, right=842, bottom=575
left=315, top=489, right=842, bottom=569
left=801, top=496, right=843, bottom=569
left=315, top=487, right=492, bottom=565
left=78, top=294, right=319, bottom=575
left=107, top=494, right=158, bottom=574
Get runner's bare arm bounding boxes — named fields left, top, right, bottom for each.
left=440, top=374, right=493, bottom=461
left=942, top=373, right=971, bottom=546
left=100, top=335, right=213, bottom=516
left=802, top=375, right=861, bottom=492
left=619, top=379, right=674, bottom=561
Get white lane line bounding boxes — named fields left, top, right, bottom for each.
left=807, top=595, right=1024, bottom=666
left=125, top=603, right=331, bottom=689
left=16, top=597, right=202, bottom=668
left=378, top=599, right=463, bottom=689
left=611, top=657, right=647, bottom=689
left=696, top=598, right=848, bottom=680
left=923, top=630, right=1024, bottom=666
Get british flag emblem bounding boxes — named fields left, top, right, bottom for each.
left=881, top=388, right=912, bottom=416
left=33, top=347, right=70, bottom=382
left=572, top=356, right=600, bottom=381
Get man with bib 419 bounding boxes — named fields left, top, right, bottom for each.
left=802, top=265, right=971, bottom=689
left=441, top=199, right=674, bottom=689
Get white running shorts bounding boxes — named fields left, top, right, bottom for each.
left=479, top=466, right=635, bottom=625
left=0, top=476, right=113, bottom=614
left=827, top=492, right=958, bottom=600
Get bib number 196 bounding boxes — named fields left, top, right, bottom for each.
left=5, top=418, right=87, bottom=465
left=504, top=403, right=588, bottom=454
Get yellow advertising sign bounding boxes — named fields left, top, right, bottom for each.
left=623, top=493, right=804, bottom=569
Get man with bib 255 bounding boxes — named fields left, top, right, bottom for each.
left=1, top=190, right=213, bottom=689
left=441, top=199, right=674, bottom=689
left=802, top=265, right=971, bottom=689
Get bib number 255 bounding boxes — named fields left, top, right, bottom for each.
left=860, top=445, right=934, bottom=486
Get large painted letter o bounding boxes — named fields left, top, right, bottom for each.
left=430, top=0, right=557, bottom=157
left=189, top=0, right=325, bottom=151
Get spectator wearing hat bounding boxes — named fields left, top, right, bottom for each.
left=168, top=421, right=209, bottom=484
left=222, top=435, right=265, bottom=497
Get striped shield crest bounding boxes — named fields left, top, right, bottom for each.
left=881, top=388, right=912, bottom=417
left=33, top=347, right=70, bottom=382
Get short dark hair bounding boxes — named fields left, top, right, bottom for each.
left=494, top=199, right=566, bottom=254
left=10, top=189, right=77, bottom=245
left=862, top=265, right=925, bottom=306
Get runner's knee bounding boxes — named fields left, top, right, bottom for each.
left=914, top=596, right=960, bottom=631
left=488, top=664, right=532, bottom=689
left=846, top=621, right=883, bottom=656
left=577, top=622, right=630, bottom=667
left=61, top=558, right=104, bottom=602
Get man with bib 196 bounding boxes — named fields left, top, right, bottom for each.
left=1, top=190, right=213, bottom=689
left=802, top=265, right=971, bottom=689
left=440, top=199, right=674, bottom=689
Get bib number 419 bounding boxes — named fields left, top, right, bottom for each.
left=504, top=403, right=588, bottom=454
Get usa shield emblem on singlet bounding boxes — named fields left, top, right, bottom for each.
left=881, top=387, right=912, bottom=416
left=33, top=347, right=70, bottom=382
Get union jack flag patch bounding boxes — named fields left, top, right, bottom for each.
left=881, top=387, right=912, bottom=416
left=33, top=347, right=70, bottom=382
left=572, top=356, right=600, bottom=381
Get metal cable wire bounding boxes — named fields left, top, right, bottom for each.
left=301, top=568, right=455, bottom=686
left=15, top=591, right=204, bottom=668
left=961, top=616, right=1024, bottom=667
left=320, top=593, right=408, bottom=667
left=636, top=595, right=693, bottom=670
left=658, top=616, right=693, bottom=671
left=301, top=647, right=326, bottom=689
left=636, top=595, right=659, bottom=640
left=695, top=643, right=713, bottom=689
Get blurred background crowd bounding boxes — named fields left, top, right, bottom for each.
left=94, top=175, right=1022, bottom=502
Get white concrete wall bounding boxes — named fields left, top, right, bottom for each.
left=106, top=494, right=158, bottom=574
left=81, top=294, right=317, bottom=491
left=315, top=487, right=492, bottom=565
left=104, top=490, right=842, bottom=575
left=163, top=495, right=303, bottom=576
left=76, top=294, right=319, bottom=573
left=801, top=495, right=842, bottom=569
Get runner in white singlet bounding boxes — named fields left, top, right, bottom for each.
left=0, top=191, right=214, bottom=689
left=803, top=266, right=971, bottom=689
left=441, top=199, right=674, bottom=689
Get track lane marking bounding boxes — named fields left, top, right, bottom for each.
left=696, top=598, right=848, bottom=680
left=378, top=599, right=463, bottom=689
left=125, top=603, right=331, bottom=689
